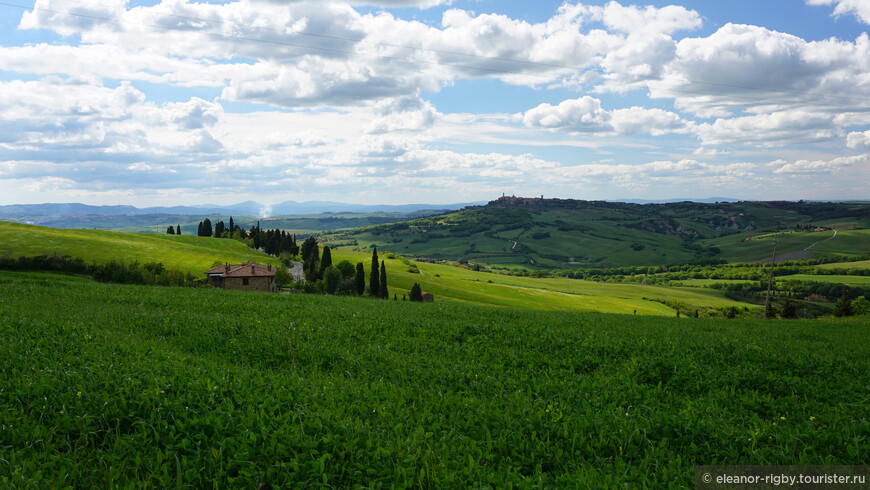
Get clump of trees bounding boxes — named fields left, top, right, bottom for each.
left=197, top=219, right=213, bottom=237
left=290, top=242, right=402, bottom=301
left=192, top=218, right=300, bottom=258
left=166, top=225, right=181, bottom=235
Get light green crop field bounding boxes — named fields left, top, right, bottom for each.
left=0, top=221, right=280, bottom=273
left=331, top=249, right=757, bottom=315
left=817, top=260, right=870, bottom=271
left=1, top=273, right=867, bottom=487
left=777, top=274, right=870, bottom=285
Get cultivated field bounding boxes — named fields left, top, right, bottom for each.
left=1, top=273, right=867, bottom=487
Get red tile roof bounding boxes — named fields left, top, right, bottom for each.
left=205, top=262, right=276, bottom=277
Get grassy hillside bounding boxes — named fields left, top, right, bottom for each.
left=817, top=259, right=870, bottom=270
left=330, top=249, right=756, bottom=316
left=2, top=274, right=867, bottom=487
left=323, top=198, right=870, bottom=269
left=705, top=229, right=870, bottom=263
left=0, top=220, right=757, bottom=315
left=777, top=274, right=870, bottom=285
left=0, top=221, right=279, bottom=274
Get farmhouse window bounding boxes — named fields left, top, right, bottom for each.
left=243, top=277, right=249, bottom=286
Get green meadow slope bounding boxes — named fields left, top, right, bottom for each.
left=0, top=220, right=756, bottom=315
left=0, top=220, right=280, bottom=274
left=704, top=229, right=870, bottom=263
left=324, top=198, right=870, bottom=269
left=330, top=249, right=756, bottom=315
left=1, top=274, right=867, bottom=487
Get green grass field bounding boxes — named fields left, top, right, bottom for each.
left=1, top=273, right=867, bottom=487
left=706, top=229, right=870, bottom=264
left=704, top=230, right=832, bottom=262
left=777, top=274, right=870, bottom=285
left=330, top=249, right=756, bottom=315
left=0, top=220, right=280, bottom=274
left=808, top=230, right=870, bottom=258
left=0, top=221, right=757, bottom=316
left=817, top=260, right=870, bottom=271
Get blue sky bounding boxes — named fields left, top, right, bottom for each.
left=0, top=0, right=868, bottom=206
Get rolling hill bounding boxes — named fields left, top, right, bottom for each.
left=0, top=220, right=757, bottom=316
left=0, top=221, right=281, bottom=274
left=323, top=197, right=870, bottom=269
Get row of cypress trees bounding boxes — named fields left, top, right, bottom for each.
left=301, top=240, right=389, bottom=298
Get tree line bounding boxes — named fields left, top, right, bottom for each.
left=0, top=253, right=198, bottom=287
left=178, top=217, right=301, bottom=258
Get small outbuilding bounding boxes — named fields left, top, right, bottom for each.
left=206, top=262, right=276, bottom=292
left=421, top=291, right=434, bottom=303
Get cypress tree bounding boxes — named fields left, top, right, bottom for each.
left=379, top=260, right=388, bottom=299
left=197, top=221, right=203, bottom=236
left=369, top=246, right=379, bottom=297
left=409, top=283, right=422, bottom=302
left=834, top=290, right=853, bottom=317
left=229, top=216, right=234, bottom=234
left=300, top=237, right=318, bottom=264
left=214, top=221, right=225, bottom=238
left=202, top=218, right=213, bottom=237
left=320, top=246, right=332, bottom=275
left=176, top=225, right=181, bottom=235
left=355, top=263, right=365, bottom=296
left=280, top=234, right=291, bottom=255
left=303, top=243, right=320, bottom=282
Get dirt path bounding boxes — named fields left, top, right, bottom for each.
left=804, top=229, right=837, bottom=251
left=287, top=260, right=304, bottom=281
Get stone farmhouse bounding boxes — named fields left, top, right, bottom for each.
left=206, top=262, right=276, bottom=292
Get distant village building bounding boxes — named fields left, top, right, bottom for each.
left=206, top=262, right=276, bottom=292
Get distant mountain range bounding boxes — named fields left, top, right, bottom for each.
left=0, top=200, right=486, bottom=217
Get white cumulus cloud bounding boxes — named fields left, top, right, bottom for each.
left=846, top=130, right=870, bottom=149
left=522, top=97, right=688, bottom=136
left=769, top=154, right=869, bottom=174
left=807, top=0, right=870, bottom=24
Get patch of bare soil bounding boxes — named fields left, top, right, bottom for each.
left=758, top=251, right=813, bottom=264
